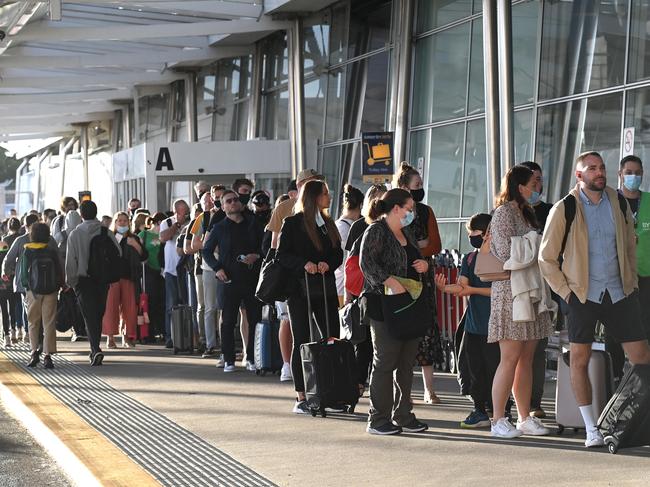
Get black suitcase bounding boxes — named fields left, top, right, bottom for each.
left=171, top=304, right=194, bottom=355
left=300, top=272, right=358, bottom=418
left=598, top=364, right=650, bottom=454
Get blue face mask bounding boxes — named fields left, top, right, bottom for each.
left=527, top=191, right=541, bottom=205
left=400, top=210, right=415, bottom=228
left=116, top=225, right=129, bottom=234
left=623, top=174, right=642, bottom=192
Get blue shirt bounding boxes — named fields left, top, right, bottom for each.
left=579, top=189, right=625, bottom=304
left=460, top=251, right=491, bottom=335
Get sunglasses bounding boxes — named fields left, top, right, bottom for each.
left=224, top=197, right=240, bottom=205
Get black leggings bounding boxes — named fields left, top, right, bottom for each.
left=287, top=293, right=340, bottom=393
left=0, top=290, right=17, bottom=335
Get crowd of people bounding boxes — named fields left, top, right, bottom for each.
left=1, top=152, right=649, bottom=448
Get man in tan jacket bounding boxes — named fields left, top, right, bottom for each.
left=539, top=151, right=650, bottom=448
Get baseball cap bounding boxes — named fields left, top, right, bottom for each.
left=252, top=192, right=270, bottom=206
left=296, top=168, right=323, bottom=185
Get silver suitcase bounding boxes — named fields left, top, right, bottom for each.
left=555, top=347, right=614, bottom=434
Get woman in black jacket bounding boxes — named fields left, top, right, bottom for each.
left=360, top=189, right=429, bottom=435
left=277, top=180, right=343, bottom=414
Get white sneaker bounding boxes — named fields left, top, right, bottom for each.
left=245, top=361, right=256, bottom=372
left=224, top=363, right=236, bottom=373
left=280, top=363, right=293, bottom=382
left=585, top=429, right=605, bottom=448
left=516, top=416, right=550, bottom=436
left=215, top=355, right=225, bottom=368
left=491, top=417, right=523, bottom=438
left=10, top=329, right=17, bottom=344
left=3, top=335, right=11, bottom=348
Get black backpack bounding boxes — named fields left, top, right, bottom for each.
left=88, top=226, right=121, bottom=284
left=27, top=249, right=59, bottom=295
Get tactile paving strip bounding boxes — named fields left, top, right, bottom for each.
left=3, top=347, right=277, bottom=487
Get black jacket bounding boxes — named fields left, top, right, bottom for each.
left=277, top=213, right=343, bottom=278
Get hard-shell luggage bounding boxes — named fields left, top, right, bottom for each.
left=300, top=272, right=358, bottom=417
left=254, top=306, right=283, bottom=375
left=171, top=304, right=194, bottom=355
left=598, top=364, right=650, bottom=454
left=555, top=347, right=615, bottom=434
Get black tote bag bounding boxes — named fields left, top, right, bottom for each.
left=380, top=291, right=429, bottom=340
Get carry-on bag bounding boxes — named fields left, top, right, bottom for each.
left=598, top=363, right=650, bottom=454
left=300, top=272, right=358, bottom=417
left=339, top=299, right=367, bottom=345
left=555, top=348, right=615, bottom=434
left=137, top=262, right=150, bottom=340
left=254, top=306, right=283, bottom=375
left=171, top=304, right=194, bottom=355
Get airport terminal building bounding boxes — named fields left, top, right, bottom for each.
left=3, top=0, right=650, bottom=250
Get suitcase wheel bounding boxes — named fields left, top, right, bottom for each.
left=310, top=409, right=317, bottom=417
left=320, top=409, right=327, bottom=418
left=605, top=437, right=619, bottom=454
left=347, top=405, right=355, bottom=414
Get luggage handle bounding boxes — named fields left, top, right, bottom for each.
left=304, top=271, right=330, bottom=342
left=141, top=262, right=146, bottom=293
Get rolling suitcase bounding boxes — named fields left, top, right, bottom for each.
left=171, top=304, right=194, bottom=355
left=300, top=272, right=358, bottom=418
left=598, top=364, right=650, bottom=454
left=555, top=347, right=615, bottom=434
left=254, top=306, right=283, bottom=376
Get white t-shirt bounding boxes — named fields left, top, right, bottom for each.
left=334, top=217, right=355, bottom=297
left=160, top=216, right=181, bottom=276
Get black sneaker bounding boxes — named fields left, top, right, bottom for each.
left=27, top=351, right=40, bottom=368
left=165, top=340, right=173, bottom=349
left=401, top=419, right=429, bottom=433
left=43, top=355, right=54, bottom=369
left=366, top=423, right=402, bottom=435
left=201, top=347, right=218, bottom=358
left=91, top=352, right=104, bottom=366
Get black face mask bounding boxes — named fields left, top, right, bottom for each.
left=410, top=188, right=425, bottom=203
left=238, top=193, right=250, bottom=205
left=469, top=234, right=484, bottom=249
left=214, top=200, right=222, bottom=209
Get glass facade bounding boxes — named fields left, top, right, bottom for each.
left=408, top=0, right=650, bottom=249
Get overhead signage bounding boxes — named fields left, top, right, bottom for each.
left=361, top=132, right=394, bottom=184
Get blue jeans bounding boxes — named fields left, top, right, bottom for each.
left=164, top=272, right=179, bottom=341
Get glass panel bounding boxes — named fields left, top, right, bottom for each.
left=261, top=89, right=290, bottom=140
left=304, top=15, right=330, bottom=76
left=235, top=101, right=249, bottom=140
left=348, top=1, right=392, bottom=59
left=459, top=225, right=473, bottom=254
left=360, top=52, right=390, bottom=134
left=468, top=20, right=484, bottom=115
left=624, top=86, right=650, bottom=191
left=535, top=93, right=623, bottom=202
left=324, top=65, right=347, bottom=142
left=512, top=0, right=539, bottom=106
left=408, top=129, right=430, bottom=175
left=262, top=32, right=289, bottom=89
left=462, top=118, right=488, bottom=216
left=427, top=122, right=464, bottom=217
left=437, top=223, right=461, bottom=252
left=539, top=0, right=627, bottom=100
left=630, top=0, right=650, bottom=82
left=321, top=145, right=342, bottom=214
left=416, top=0, right=472, bottom=33
left=514, top=109, right=534, bottom=164
left=304, top=75, right=326, bottom=144
left=197, top=72, right=216, bottom=116
left=329, top=3, right=349, bottom=65
left=412, top=23, right=471, bottom=126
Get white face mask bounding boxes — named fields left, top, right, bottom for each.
left=315, top=211, right=325, bottom=227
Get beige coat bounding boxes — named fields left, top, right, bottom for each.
left=538, top=185, right=638, bottom=304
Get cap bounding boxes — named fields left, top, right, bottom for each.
left=252, top=192, right=270, bottom=206
left=288, top=179, right=297, bottom=192
left=296, top=168, right=323, bottom=185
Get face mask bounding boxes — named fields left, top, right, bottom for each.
left=116, top=225, right=129, bottom=234
left=469, top=234, right=484, bottom=249
left=527, top=191, right=541, bottom=205
left=410, top=188, right=425, bottom=203
left=623, top=175, right=642, bottom=192
left=238, top=193, right=250, bottom=205
left=400, top=210, right=415, bottom=228
left=214, top=200, right=222, bottom=209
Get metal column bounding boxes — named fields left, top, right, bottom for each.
left=483, top=0, right=501, bottom=209
left=393, top=0, right=414, bottom=165
left=247, top=43, right=263, bottom=140
left=185, top=72, right=198, bottom=142
left=133, top=88, right=140, bottom=145
left=497, top=0, right=514, bottom=174
left=288, top=19, right=306, bottom=175
left=81, top=124, right=89, bottom=190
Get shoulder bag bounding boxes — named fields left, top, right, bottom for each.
left=474, top=225, right=510, bottom=282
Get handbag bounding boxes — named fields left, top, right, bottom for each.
left=255, top=249, right=292, bottom=304
left=339, top=299, right=367, bottom=344
left=474, top=226, right=510, bottom=282
left=344, top=254, right=364, bottom=297
left=380, top=285, right=429, bottom=340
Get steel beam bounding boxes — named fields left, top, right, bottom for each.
left=497, top=0, right=514, bottom=174
left=483, top=0, right=500, bottom=210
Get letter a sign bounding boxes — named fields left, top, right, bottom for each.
left=155, top=147, right=174, bottom=171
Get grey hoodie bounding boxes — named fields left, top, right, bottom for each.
left=65, top=219, right=121, bottom=288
